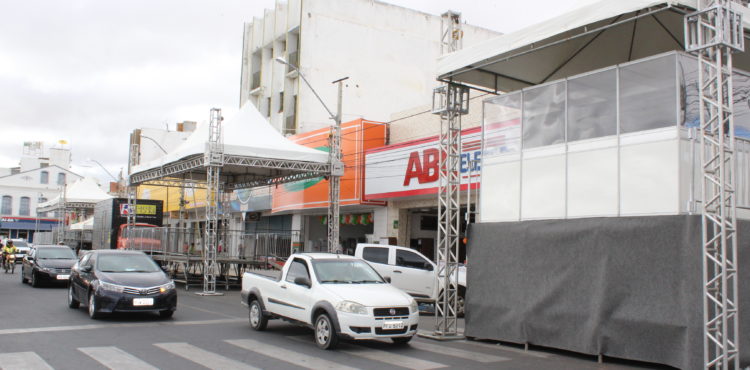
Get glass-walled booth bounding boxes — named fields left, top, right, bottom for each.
left=480, top=51, right=750, bottom=222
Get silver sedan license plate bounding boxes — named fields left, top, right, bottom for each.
left=382, top=321, right=404, bottom=330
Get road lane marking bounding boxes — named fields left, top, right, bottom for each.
left=408, top=341, right=509, bottom=363
left=78, top=346, right=158, bottom=370
left=226, top=338, right=356, bottom=370
left=0, top=352, right=54, bottom=370
left=179, top=303, right=243, bottom=319
left=459, top=340, right=550, bottom=358
left=0, top=318, right=244, bottom=336
left=286, top=335, right=446, bottom=370
left=154, top=342, right=259, bottom=370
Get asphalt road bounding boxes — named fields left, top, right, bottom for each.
left=0, top=268, right=664, bottom=370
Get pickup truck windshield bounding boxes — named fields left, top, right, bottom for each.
left=312, top=260, right=384, bottom=284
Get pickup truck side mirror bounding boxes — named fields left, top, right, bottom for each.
left=384, top=276, right=391, bottom=283
left=81, top=265, right=93, bottom=273
left=294, top=276, right=311, bottom=288
left=26, top=256, right=34, bottom=262
left=425, top=263, right=434, bottom=272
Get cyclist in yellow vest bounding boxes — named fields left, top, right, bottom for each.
left=2, top=240, right=17, bottom=273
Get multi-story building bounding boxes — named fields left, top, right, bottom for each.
left=237, top=0, right=499, bottom=250
left=0, top=142, right=81, bottom=240
left=239, top=0, right=498, bottom=136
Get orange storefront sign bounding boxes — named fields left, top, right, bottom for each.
left=272, top=119, right=387, bottom=212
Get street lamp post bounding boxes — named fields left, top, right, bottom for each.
left=274, top=57, right=346, bottom=252
left=86, top=158, right=118, bottom=182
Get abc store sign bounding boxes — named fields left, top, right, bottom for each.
left=364, top=127, right=481, bottom=200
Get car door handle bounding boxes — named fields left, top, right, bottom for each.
left=280, top=285, right=287, bottom=289
left=394, top=270, right=402, bottom=273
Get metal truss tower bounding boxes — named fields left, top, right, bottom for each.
left=685, top=1, right=744, bottom=368
left=199, top=108, right=224, bottom=296
left=420, top=10, right=468, bottom=341
left=428, top=83, right=469, bottom=339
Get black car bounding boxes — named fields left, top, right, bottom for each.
left=68, top=250, right=176, bottom=319
left=21, top=245, right=77, bottom=287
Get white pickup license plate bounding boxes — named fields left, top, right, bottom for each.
left=382, top=321, right=404, bottom=330
left=133, top=298, right=154, bottom=306
left=56, top=274, right=69, bottom=280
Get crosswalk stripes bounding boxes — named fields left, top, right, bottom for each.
left=0, top=335, right=523, bottom=370
left=407, top=341, right=510, bottom=363
left=0, top=352, right=54, bottom=370
left=78, top=346, right=159, bottom=370
left=154, top=342, right=260, bottom=370
left=286, top=335, right=448, bottom=370
left=226, top=338, right=357, bottom=370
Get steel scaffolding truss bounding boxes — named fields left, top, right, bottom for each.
left=199, top=108, right=224, bottom=296
left=129, top=154, right=330, bottom=185
left=685, top=1, right=743, bottom=368
left=127, top=107, right=333, bottom=295
left=424, top=83, right=469, bottom=340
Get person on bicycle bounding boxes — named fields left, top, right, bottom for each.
left=2, top=240, right=17, bottom=273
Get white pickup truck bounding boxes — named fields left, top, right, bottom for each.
left=354, top=243, right=467, bottom=316
left=241, top=253, right=419, bottom=349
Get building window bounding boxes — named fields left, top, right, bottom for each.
left=266, top=97, right=272, bottom=118
left=37, top=197, right=48, bottom=217
left=57, top=173, right=66, bottom=185
left=1, top=196, right=11, bottom=215
left=40, top=171, right=49, bottom=184
left=278, top=91, right=284, bottom=113
left=19, top=197, right=30, bottom=216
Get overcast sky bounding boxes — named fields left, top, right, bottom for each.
left=0, top=0, right=597, bottom=184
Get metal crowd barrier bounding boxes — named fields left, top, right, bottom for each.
left=119, top=227, right=299, bottom=290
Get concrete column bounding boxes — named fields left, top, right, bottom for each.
left=291, top=213, right=305, bottom=251
left=372, top=207, right=388, bottom=243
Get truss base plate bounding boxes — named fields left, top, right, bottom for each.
left=195, top=292, right=225, bottom=296
left=418, top=331, right=465, bottom=341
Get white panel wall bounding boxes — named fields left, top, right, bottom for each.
left=521, top=145, right=566, bottom=219
left=479, top=127, right=687, bottom=221
left=479, top=155, right=520, bottom=222
left=567, top=138, right=618, bottom=217
left=619, top=128, right=680, bottom=215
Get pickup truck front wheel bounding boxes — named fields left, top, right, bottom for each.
left=248, top=299, right=268, bottom=331
left=314, top=313, right=339, bottom=350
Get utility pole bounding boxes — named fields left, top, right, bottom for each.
left=327, top=77, right=347, bottom=253
left=685, top=1, right=743, bottom=368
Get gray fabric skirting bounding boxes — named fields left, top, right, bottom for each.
left=465, top=215, right=748, bottom=370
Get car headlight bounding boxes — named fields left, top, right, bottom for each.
left=409, top=299, right=419, bottom=314
left=99, top=281, right=124, bottom=293
left=335, top=300, right=367, bottom=315
left=159, top=281, right=175, bottom=293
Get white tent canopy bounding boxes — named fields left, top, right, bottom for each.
left=129, top=103, right=330, bottom=187
left=37, top=176, right=112, bottom=211
left=437, top=0, right=750, bottom=92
